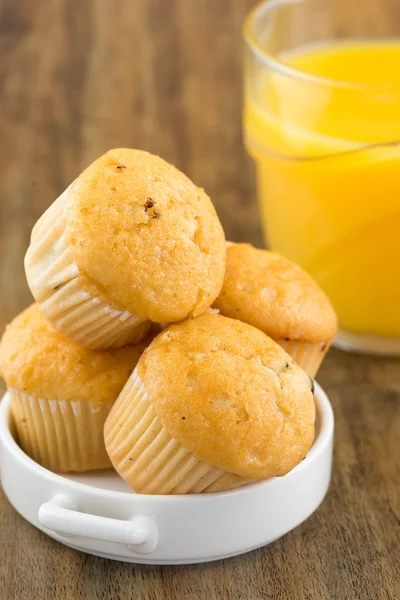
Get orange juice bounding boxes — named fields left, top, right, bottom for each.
left=244, top=41, right=400, bottom=340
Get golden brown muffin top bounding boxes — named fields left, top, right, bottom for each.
left=138, top=313, right=315, bottom=480
left=213, top=244, right=337, bottom=343
left=64, top=149, right=226, bottom=322
left=0, top=304, right=149, bottom=404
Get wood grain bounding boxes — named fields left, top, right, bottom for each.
left=0, top=0, right=399, bottom=598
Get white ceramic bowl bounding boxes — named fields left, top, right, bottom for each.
left=0, top=384, right=333, bottom=564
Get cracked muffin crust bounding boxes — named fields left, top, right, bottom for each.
left=104, top=312, right=316, bottom=493
left=214, top=244, right=337, bottom=343
left=65, top=148, right=226, bottom=322
left=24, top=149, right=226, bottom=348
left=213, top=244, right=337, bottom=376
left=0, top=304, right=152, bottom=472
left=0, top=304, right=149, bottom=404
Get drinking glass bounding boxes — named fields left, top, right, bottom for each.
left=243, top=0, right=400, bottom=354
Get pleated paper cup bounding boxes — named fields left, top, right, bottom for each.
left=24, top=190, right=150, bottom=349
left=276, top=339, right=330, bottom=378
left=10, top=389, right=113, bottom=473
left=104, top=367, right=252, bottom=495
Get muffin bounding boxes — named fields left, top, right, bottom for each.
left=104, top=313, right=315, bottom=495
left=25, top=148, right=226, bottom=349
left=213, top=244, right=338, bottom=377
left=0, top=304, right=151, bottom=473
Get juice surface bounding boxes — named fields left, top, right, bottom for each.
left=245, top=40, right=400, bottom=338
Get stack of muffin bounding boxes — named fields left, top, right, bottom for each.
left=0, top=149, right=337, bottom=494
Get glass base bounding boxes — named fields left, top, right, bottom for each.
left=334, top=330, right=400, bottom=356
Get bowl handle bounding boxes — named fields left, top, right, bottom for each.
left=38, top=494, right=158, bottom=554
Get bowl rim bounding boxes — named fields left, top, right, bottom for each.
left=0, top=384, right=334, bottom=503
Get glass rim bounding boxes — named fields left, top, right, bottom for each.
left=243, top=0, right=400, bottom=97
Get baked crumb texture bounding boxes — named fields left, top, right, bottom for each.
left=0, top=304, right=149, bottom=404
left=135, top=313, right=316, bottom=481
left=65, top=148, right=226, bottom=322
left=214, top=243, right=337, bottom=344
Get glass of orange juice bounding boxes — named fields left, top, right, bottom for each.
left=243, top=0, right=400, bottom=354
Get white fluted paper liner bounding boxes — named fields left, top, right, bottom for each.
left=10, top=389, right=113, bottom=472
left=25, top=190, right=150, bottom=349
left=104, top=368, right=252, bottom=494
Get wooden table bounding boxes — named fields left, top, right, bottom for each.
left=0, top=1, right=399, bottom=598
